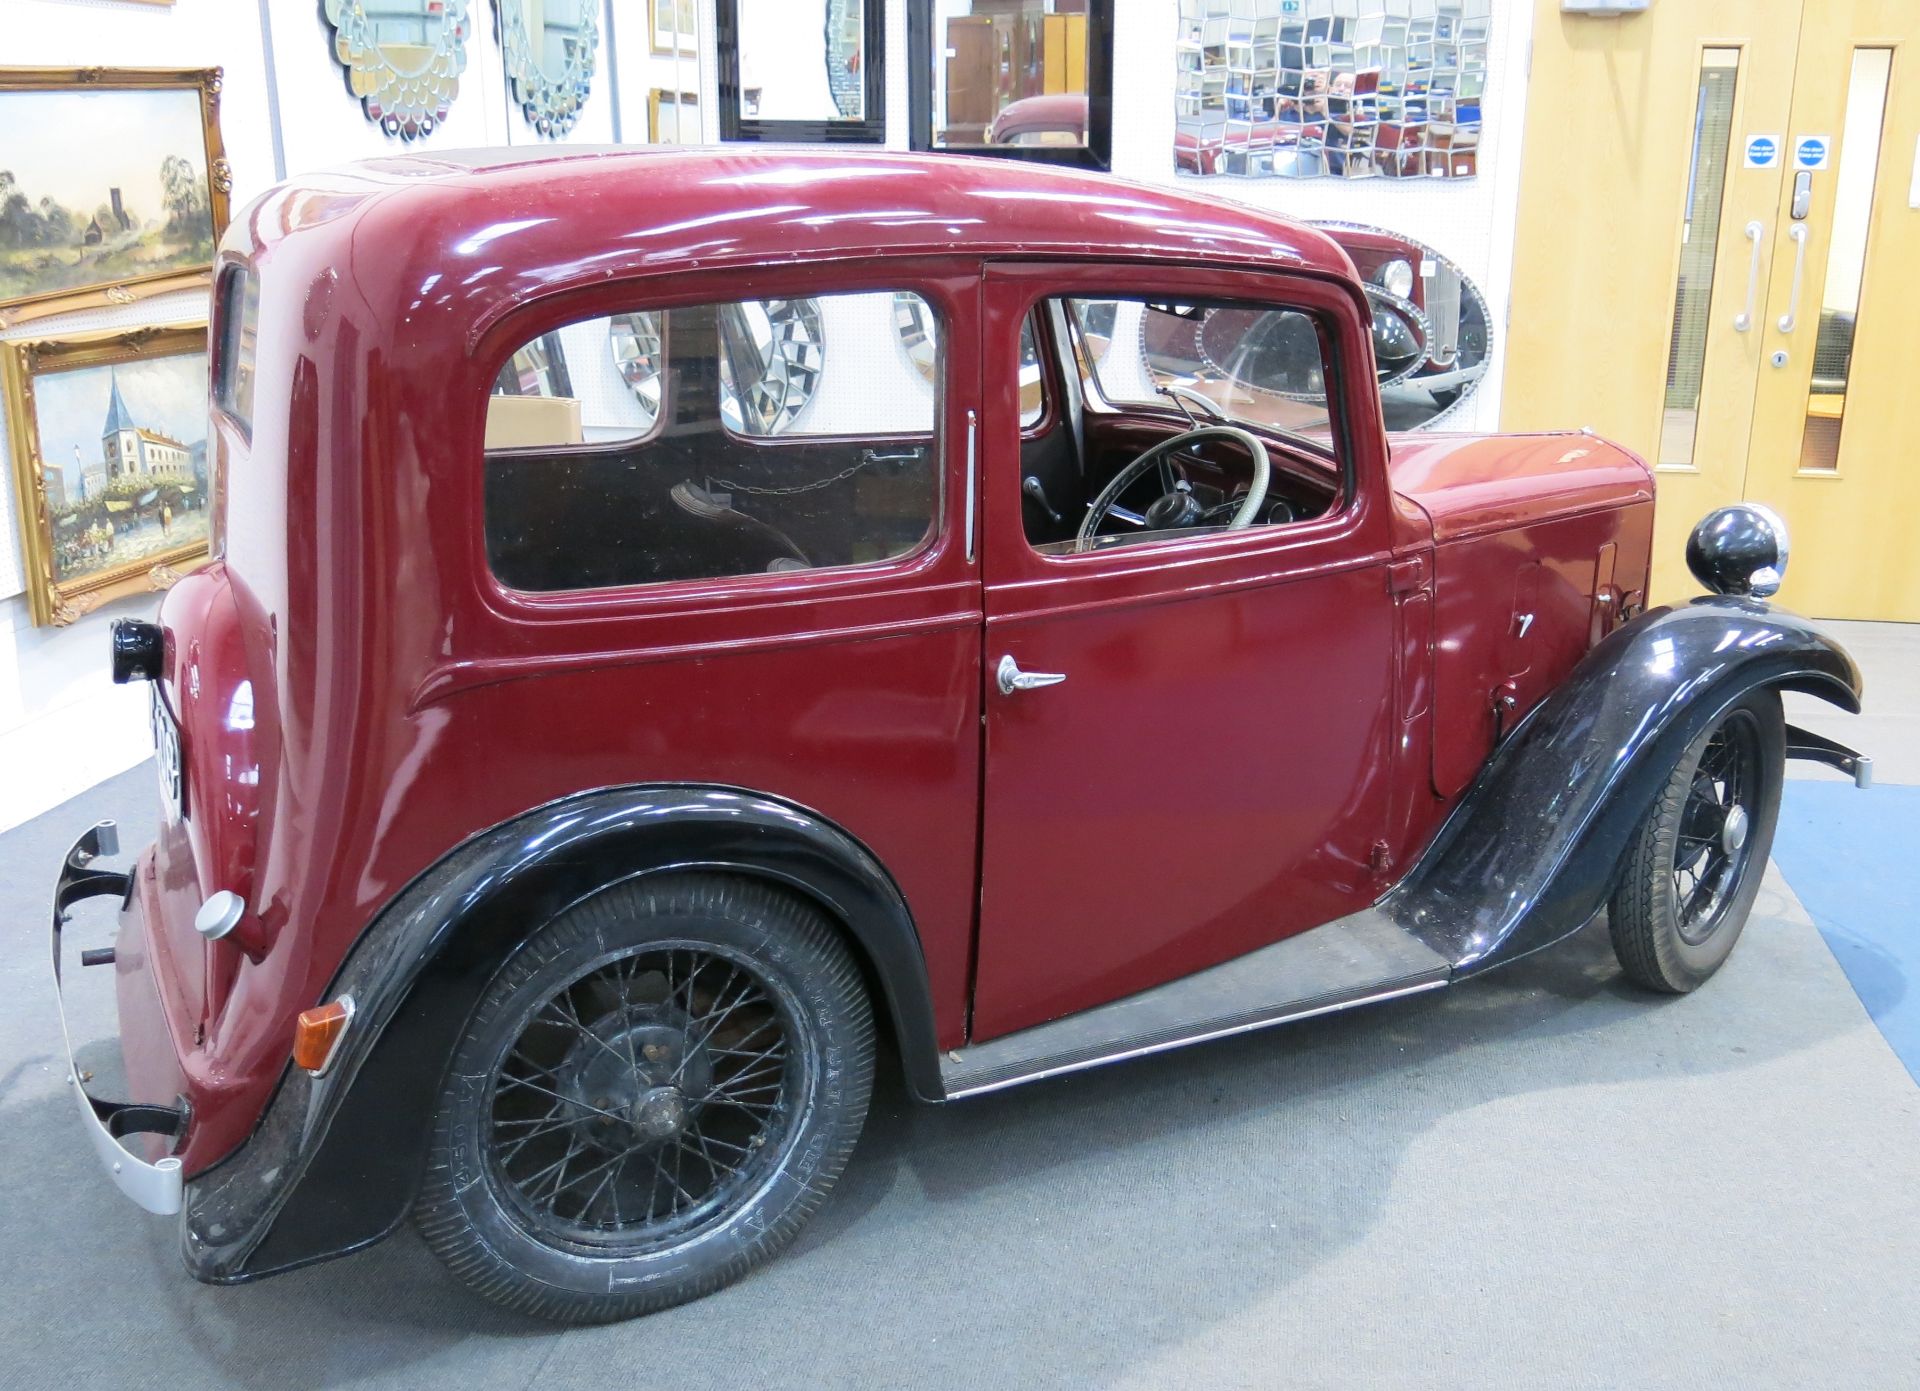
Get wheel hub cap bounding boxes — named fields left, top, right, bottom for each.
left=1722, top=804, right=1750, bottom=854
left=628, top=1085, right=688, bottom=1140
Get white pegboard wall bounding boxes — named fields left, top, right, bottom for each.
left=0, top=289, right=213, bottom=602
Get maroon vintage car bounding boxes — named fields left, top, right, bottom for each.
left=53, top=148, right=1867, bottom=1324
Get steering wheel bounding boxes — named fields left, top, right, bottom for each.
left=1075, top=426, right=1270, bottom=553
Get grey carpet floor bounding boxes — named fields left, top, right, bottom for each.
left=3, top=764, right=1918, bottom=1389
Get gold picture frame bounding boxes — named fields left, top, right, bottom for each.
left=0, top=67, right=230, bottom=330
left=648, top=88, right=700, bottom=144
left=4, top=324, right=211, bottom=626
left=650, top=0, right=698, bottom=55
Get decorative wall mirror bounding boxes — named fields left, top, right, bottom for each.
left=608, top=312, right=665, bottom=428
left=718, top=300, right=826, bottom=435
left=1313, top=221, right=1492, bottom=429
left=324, top=0, right=472, bottom=140
left=717, top=0, right=885, bottom=144
left=908, top=0, right=1114, bottom=170
left=495, top=0, right=601, bottom=137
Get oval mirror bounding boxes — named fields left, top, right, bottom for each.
left=719, top=299, right=826, bottom=436
left=324, top=0, right=472, bottom=139
left=1313, top=221, right=1493, bottom=430
left=496, top=0, right=601, bottom=136
left=608, top=312, right=666, bottom=428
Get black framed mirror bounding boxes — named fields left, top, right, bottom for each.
left=717, top=0, right=885, bottom=144
left=907, top=0, right=1113, bottom=170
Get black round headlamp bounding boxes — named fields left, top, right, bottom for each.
left=1686, top=504, right=1790, bottom=598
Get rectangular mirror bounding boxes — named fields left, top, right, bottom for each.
left=718, top=0, right=885, bottom=143
left=908, top=1, right=1113, bottom=169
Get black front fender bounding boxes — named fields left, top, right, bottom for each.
left=1383, top=597, right=1862, bottom=973
left=180, top=784, right=940, bottom=1284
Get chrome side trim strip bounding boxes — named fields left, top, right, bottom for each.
left=943, top=977, right=1448, bottom=1100
left=963, top=407, right=978, bottom=562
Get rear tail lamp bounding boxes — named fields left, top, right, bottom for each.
left=293, top=997, right=356, bottom=1077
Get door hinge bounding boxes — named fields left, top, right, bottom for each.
left=1387, top=555, right=1429, bottom=596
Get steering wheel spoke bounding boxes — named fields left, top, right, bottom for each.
left=1075, top=426, right=1271, bottom=553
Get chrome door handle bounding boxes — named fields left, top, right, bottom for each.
left=996, top=654, right=1066, bottom=696
left=1734, top=220, right=1763, bottom=331
left=1776, top=223, right=1809, bottom=332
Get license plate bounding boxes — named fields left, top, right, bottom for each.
left=150, top=687, right=186, bottom=822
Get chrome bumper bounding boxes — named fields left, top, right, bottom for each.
left=51, top=821, right=187, bottom=1216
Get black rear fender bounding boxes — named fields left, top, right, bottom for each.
left=181, top=785, right=940, bottom=1284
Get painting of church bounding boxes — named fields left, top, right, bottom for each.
left=100, top=368, right=191, bottom=484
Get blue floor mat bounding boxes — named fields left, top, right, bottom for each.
left=1772, top=780, right=1920, bottom=1084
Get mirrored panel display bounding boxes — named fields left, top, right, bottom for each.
left=1175, top=0, right=1488, bottom=180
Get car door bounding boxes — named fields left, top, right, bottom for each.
left=970, top=261, right=1402, bottom=1041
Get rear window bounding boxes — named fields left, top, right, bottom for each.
left=484, top=291, right=942, bottom=594
left=214, top=268, right=259, bottom=432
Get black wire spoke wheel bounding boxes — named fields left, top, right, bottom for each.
left=1610, top=690, right=1785, bottom=993
left=486, top=944, right=804, bottom=1251
left=416, top=875, right=875, bottom=1323
left=1669, top=710, right=1762, bottom=944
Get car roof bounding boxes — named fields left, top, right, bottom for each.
left=228, top=147, right=1355, bottom=303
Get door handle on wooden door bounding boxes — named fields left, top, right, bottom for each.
left=1734, top=220, right=1763, bottom=331
left=1776, top=223, right=1809, bottom=333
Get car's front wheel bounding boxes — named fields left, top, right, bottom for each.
left=415, top=873, right=874, bottom=1323
left=1608, top=689, right=1785, bottom=993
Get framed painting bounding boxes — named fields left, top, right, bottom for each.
left=648, top=89, right=699, bottom=143
left=3, top=324, right=211, bottom=626
left=650, top=0, right=699, bottom=54
left=0, top=68, right=230, bottom=330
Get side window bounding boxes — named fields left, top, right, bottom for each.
left=1068, top=297, right=1335, bottom=439
left=1023, top=293, right=1344, bottom=557
left=214, top=267, right=259, bottom=433
left=484, top=291, right=941, bottom=594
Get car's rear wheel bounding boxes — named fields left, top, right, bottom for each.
left=1608, top=689, right=1784, bottom=993
left=415, top=873, right=874, bottom=1323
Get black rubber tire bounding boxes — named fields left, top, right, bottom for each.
left=1608, top=689, right=1785, bottom=993
left=414, top=874, right=874, bottom=1324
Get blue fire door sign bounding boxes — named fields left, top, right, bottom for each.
left=1745, top=134, right=1780, bottom=169
left=1795, top=134, right=1832, bottom=171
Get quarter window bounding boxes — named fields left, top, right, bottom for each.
left=214, top=267, right=259, bottom=433
left=484, top=291, right=941, bottom=593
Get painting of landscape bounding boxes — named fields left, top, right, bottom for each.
left=0, top=84, right=217, bottom=311
left=30, top=348, right=210, bottom=588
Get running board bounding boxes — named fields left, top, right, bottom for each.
left=940, top=911, right=1451, bottom=1099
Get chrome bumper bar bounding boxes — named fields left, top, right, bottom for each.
left=51, top=821, right=187, bottom=1216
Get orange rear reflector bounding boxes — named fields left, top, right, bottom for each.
left=293, top=997, right=355, bottom=1075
